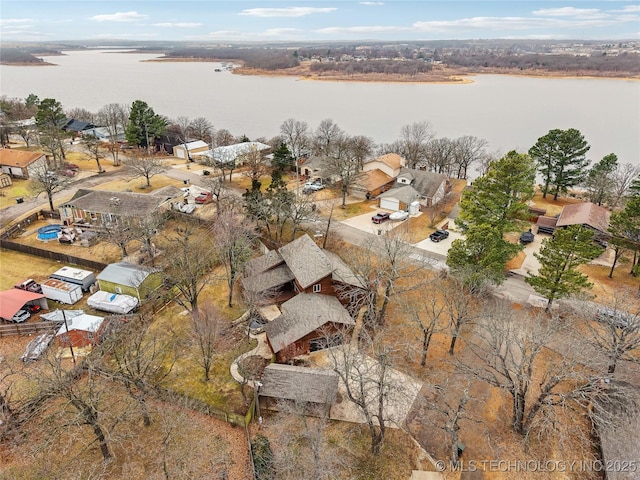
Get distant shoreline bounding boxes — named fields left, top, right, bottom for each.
left=145, top=57, right=640, bottom=84
left=4, top=55, right=639, bottom=83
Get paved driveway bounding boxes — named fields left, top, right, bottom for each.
left=341, top=208, right=413, bottom=236
left=413, top=229, right=464, bottom=257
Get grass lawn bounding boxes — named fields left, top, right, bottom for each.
left=0, top=179, right=33, bottom=210
left=530, top=190, right=582, bottom=217
left=9, top=218, right=125, bottom=264
left=326, top=199, right=377, bottom=220
left=0, top=248, right=64, bottom=290
left=580, top=263, right=640, bottom=303
left=150, top=300, right=255, bottom=416
left=91, top=173, right=186, bottom=193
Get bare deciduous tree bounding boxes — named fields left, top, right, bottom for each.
left=269, top=400, right=340, bottom=480
left=81, top=134, right=105, bottom=173
left=313, top=118, right=343, bottom=157
left=163, top=225, right=217, bottom=319
left=192, top=301, right=224, bottom=382
left=105, top=315, right=177, bottom=426
left=580, top=289, right=640, bottom=375
left=398, top=121, right=434, bottom=169
left=124, top=152, right=166, bottom=188
left=279, top=118, right=309, bottom=162
left=189, top=116, right=214, bottom=144
left=97, top=102, right=129, bottom=166
left=457, top=302, right=590, bottom=438
left=29, top=158, right=70, bottom=211
left=212, top=208, right=255, bottom=308
left=327, top=329, right=411, bottom=455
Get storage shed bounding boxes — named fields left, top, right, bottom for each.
left=97, top=262, right=161, bottom=301
left=50, top=266, right=96, bottom=292
left=259, top=364, right=339, bottom=415
left=56, top=313, right=105, bottom=348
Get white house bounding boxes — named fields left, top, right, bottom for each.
left=199, top=142, right=271, bottom=166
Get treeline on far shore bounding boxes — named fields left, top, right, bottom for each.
left=445, top=52, right=640, bottom=74
left=0, top=48, right=52, bottom=64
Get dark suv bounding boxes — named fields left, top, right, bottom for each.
left=429, top=230, right=450, bottom=242
left=372, top=212, right=390, bottom=224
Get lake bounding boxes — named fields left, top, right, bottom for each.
left=1, top=49, right=639, bottom=169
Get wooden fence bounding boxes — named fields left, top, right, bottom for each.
left=1, top=210, right=60, bottom=239
left=0, top=320, right=62, bottom=338
left=0, top=239, right=107, bottom=271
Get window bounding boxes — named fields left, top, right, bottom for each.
left=87, top=332, right=94, bottom=341
left=313, top=284, right=321, bottom=293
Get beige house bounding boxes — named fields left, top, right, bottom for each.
left=173, top=140, right=210, bottom=160
left=0, top=149, right=46, bottom=179
left=352, top=153, right=405, bottom=199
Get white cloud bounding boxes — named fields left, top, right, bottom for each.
left=239, top=7, right=336, bottom=18
left=0, top=18, right=33, bottom=25
left=610, top=5, right=640, bottom=13
left=92, top=32, right=158, bottom=38
left=152, top=22, right=203, bottom=28
left=263, top=28, right=305, bottom=36
left=359, top=2, right=384, bottom=5
left=316, top=25, right=409, bottom=34
left=91, top=11, right=148, bottom=22
left=532, top=7, right=603, bottom=18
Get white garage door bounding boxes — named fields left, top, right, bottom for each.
left=380, top=198, right=399, bottom=211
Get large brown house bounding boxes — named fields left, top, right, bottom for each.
left=263, top=293, right=355, bottom=363
left=243, top=233, right=364, bottom=309
left=244, top=234, right=364, bottom=363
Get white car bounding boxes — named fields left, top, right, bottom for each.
left=304, top=182, right=324, bottom=192
left=389, top=210, right=409, bottom=221
left=11, top=309, right=31, bottom=323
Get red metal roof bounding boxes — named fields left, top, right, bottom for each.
left=0, top=289, right=45, bottom=319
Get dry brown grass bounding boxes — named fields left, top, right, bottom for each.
left=579, top=263, right=640, bottom=303
left=530, top=190, right=582, bottom=217
left=91, top=173, right=186, bottom=193
left=8, top=219, right=125, bottom=264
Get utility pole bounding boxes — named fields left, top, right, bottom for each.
left=62, top=309, right=76, bottom=365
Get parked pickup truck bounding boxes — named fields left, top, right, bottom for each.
left=372, top=212, right=390, bottom=224
left=195, top=192, right=213, bottom=204
left=14, top=279, right=43, bottom=294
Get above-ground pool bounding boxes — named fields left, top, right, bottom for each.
left=37, top=224, right=62, bottom=240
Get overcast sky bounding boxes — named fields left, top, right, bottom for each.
left=1, top=1, right=639, bottom=43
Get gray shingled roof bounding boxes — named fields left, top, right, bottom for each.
left=402, top=168, right=447, bottom=198
left=246, top=249, right=284, bottom=276
left=62, top=190, right=175, bottom=217
left=264, top=293, right=354, bottom=353
left=380, top=168, right=447, bottom=203
left=260, top=364, right=339, bottom=404
left=377, top=184, right=421, bottom=205
left=97, top=262, right=152, bottom=288
left=278, top=234, right=333, bottom=289
left=324, top=251, right=364, bottom=289
left=242, top=264, right=295, bottom=294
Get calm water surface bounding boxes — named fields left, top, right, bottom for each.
left=1, top=49, right=638, bottom=168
